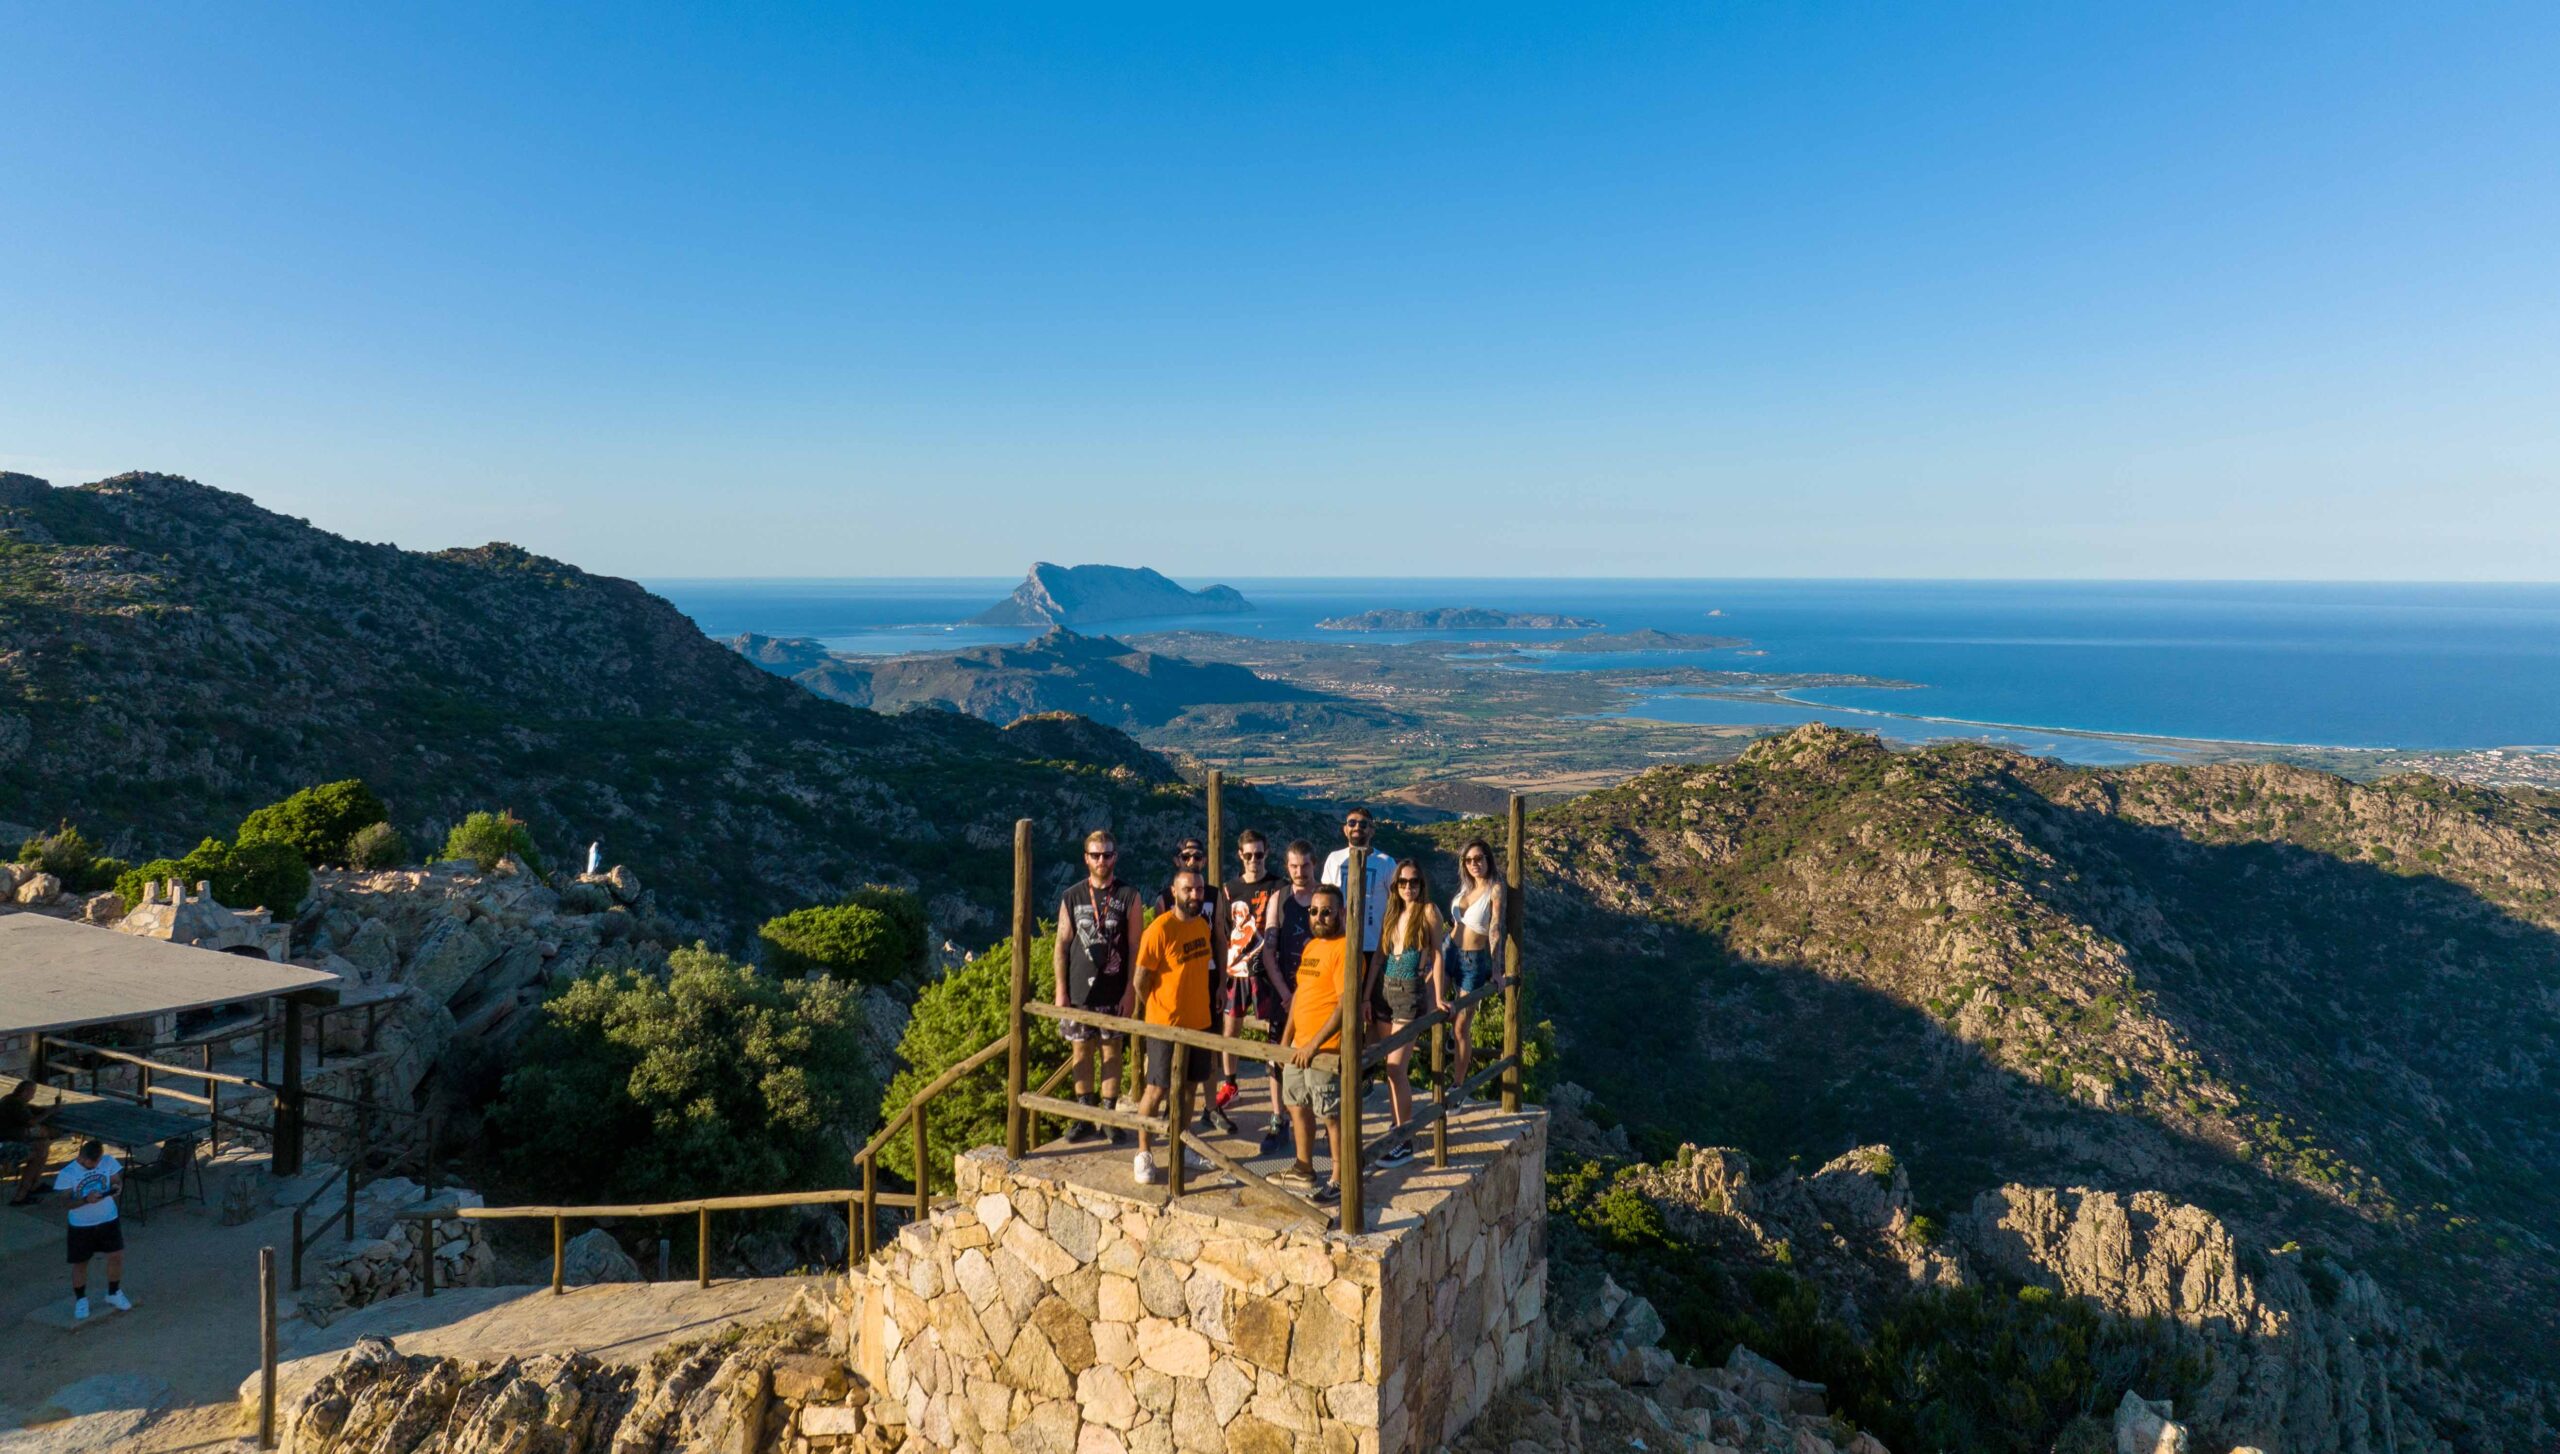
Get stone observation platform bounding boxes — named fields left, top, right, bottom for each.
left=845, top=1105, right=1548, bottom=1454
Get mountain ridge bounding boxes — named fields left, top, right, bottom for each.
left=970, top=561, right=1251, bottom=627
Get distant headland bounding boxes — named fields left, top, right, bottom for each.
left=971, top=562, right=1252, bottom=627
left=1315, top=607, right=1604, bottom=632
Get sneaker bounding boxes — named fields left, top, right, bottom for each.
left=1258, top=1117, right=1283, bottom=1149
left=1132, top=1151, right=1163, bottom=1186
left=1063, top=1118, right=1098, bottom=1146
left=1311, top=1180, right=1340, bottom=1205
left=72, top=1297, right=89, bottom=1321
left=104, top=1290, right=132, bottom=1312
left=1106, top=1127, right=1128, bottom=1149
left=1214, top=1079, right=1239, bottom=1111
left=1205, top=1107, right=1239, bottom=1137
left=1377, top=1140, right=1415, bottom=1168
left=1270, top=1165, right=1318, bottom=1193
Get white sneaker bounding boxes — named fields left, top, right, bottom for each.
left=104, top=1291, right=132, bottom=1312
left=72, top=1297, right=89, bottom=1321
left=1132, top=1151, right=1163, bottom=1186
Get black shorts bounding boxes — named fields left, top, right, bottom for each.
left=1381, top=971, right=1427, bottom=1024
left=1216, top=969, right=1285, bottom=1027
left=1143, top=1038, right=1215, bottom=1090
left=67, top=1220, right=124, bottom=1263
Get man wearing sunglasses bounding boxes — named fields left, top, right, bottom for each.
left=1320, top=808, right=1397, bottom=1027
left=1054, top=828, right=1143, bottom=1145
left=1218, top=829, right=1294, bottom=1148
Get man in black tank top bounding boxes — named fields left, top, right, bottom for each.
left=1258, top=839, right=1320, bottom=1144
left=1054, top=829, right=1143, bottom=1145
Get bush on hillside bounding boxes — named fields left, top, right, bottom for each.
left=759, top=892, right=925, bottom=986
left=486, top=945, right=875, bottom=1204
left=114, top=835, right=312, bottom=915
left=441, top=810, right=543, bottom=874
left=875, top=932, right=1067, bottom=1186
left=345, top=821, right=409, bottom=871
left=16, top=824, right=121, bottom=892
left=847, top=884, right=931, bottom=975
left=237, top=779, right=390, bottom=866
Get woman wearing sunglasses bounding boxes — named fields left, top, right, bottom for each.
left=1448, top=838, right=1505, bottom=1096
left=1373, top=857, right=1446, bottom=1167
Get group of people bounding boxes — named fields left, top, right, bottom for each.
left=2, top=1078, right=133, bottom=1321
left=1050, top=806, right=1506, bottom=1200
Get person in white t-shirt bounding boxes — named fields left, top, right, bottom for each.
left=1321, top=807, right=1397, bottom=1031
left=55, top=1139, right=129, bottom=1321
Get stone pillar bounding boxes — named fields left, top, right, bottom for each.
left=853, top=1108, right=1548, bottom=1453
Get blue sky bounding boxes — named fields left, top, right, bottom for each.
left=4, top=4, right=2556, bottom=578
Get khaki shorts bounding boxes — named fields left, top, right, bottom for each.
left=1280, top=1063, right=1340, bottom=1116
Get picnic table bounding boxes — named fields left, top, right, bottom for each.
left=0, top=1073, right=204, bottom=1157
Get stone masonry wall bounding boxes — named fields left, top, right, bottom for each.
left=847, top=1110, right=1546, bottom=1454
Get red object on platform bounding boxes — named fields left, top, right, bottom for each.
left=1214, top=1079, right=1238, bottom=1110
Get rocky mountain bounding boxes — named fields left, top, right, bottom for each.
left=969, top=563, right=1250, bottom=627
left=0, top=473, right=1211, bottom=935
left=726, top=627, right=1321, bottom=730
left=1314, top=606, right=1603, bottom=631
left=1482, top=725, right=2560, bottom=1450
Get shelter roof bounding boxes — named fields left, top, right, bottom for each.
left=0, top=913, right=339, bottom=1035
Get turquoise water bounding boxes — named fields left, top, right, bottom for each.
left=653, top=578, right=2560, bottom=755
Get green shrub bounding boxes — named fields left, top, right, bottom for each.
left=846, top=885, right=931, bottom=975
left=876, top=932, right=1068, bottom=1186
left=237, top=780, right=390, bottom=866
left=760, top=902, right=914, bottom=985
left=1466, top=1003, right=1559, bottom=1103
left=345, top=821, right=409, bottom=870
left=114, top=836, right=312, bottom=914
left=442, top=810, right=543, bottom=874
left=486, top=945, right=875, bottom=1204
left=17, top=824, right=121, bottom=891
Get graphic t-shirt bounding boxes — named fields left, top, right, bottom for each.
left=1136, top=911, right=1216, bottom=1031
left=1224, top=875, right=1283, bottom=979
left=56, top=1156, right=121, bottom=1227
left=1060, top=879, right=1140, bottom=1007
left=1289, top=938, right=1349, bottom=1053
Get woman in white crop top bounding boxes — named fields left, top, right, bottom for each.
left=1447, top=837, right=1505, bottom=1093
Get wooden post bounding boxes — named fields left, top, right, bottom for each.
left=290, top=1209, right=304, bottom=1290
left=912, top=1104, right=929, bottom=1217
left=425, top=1113, right=440, bottom=1197
left=138, top=1059, right=151, bottom=1105
left=1006, top=818, right=1033, bottom=1159
left=552, top=1215, right=565, bottom=1295
left=258, top=1246, right=277, bottom=1450
left=847, top=1195, right=861, bottom=1273
left=1430, top=1016, right=1449, bottom=1168
left=1166, top=1036, right=1188, bottom=1199
left=1339, top=850, right=1366, bottom=1233
left=277, top=997, right=305, bottom=1177
left=1503, top=794, right=1525, bottom=1114
left=26, top=1033, right=45, bottom=1088
left=342, top=1163, right=357, bottom=1244
left=1206, top=770, right=1224, bottom=895
left=861, top=1154, right=877, bottom=1259
left=697, top=1207, right=710, bottom=1288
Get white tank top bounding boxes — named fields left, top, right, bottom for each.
left=1451, top=885, right=1498, bottom=935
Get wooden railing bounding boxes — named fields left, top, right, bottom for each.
left=390, top=774, right=1534, bottom=1288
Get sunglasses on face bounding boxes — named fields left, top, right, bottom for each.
left=1086, top=849, right=1116, bottom=860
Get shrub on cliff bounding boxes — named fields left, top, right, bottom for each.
left=237, top=779, right=389, bottom=866
left=758, top=887, right=927, bottom=985
left=345, top=821, right=409, bottom=870
left=875, top=933, right=1067, bottom=1186
left=114, top=835, right=312, bottom=914
left=487, top=946, right=876, bottom=1203
left=441, top=810, right=543, bottom=874
left=16, top=823, right=121, bottom=892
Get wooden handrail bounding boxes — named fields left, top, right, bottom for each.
left=401, top=1187, right=871, bottom=1221
left=1026, top=1002, right=1342, bottom=1075
left=851, top=1038, right=1008, bottom=1165
left=40, top=1038, right=268, bottom=1090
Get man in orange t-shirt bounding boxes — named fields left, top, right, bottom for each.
left=1275, top=884, right=1348, bottom=1205
left=1129, top=868, right=1216, bottom=1187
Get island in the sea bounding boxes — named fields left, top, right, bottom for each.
left=1546, top=628, right=1748, bottom=653
left=1315, top=607, right=1604, bottom=631
left=972, top=563, right=1252, bottom=627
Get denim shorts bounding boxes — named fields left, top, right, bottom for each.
left=1453, top=948, right=1496, bottom=997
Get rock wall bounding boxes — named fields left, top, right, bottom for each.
left=295, top=1179, right=497, bottom=1326
left=851, top=1116, right=1547, bottom=1454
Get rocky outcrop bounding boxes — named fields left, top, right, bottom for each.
left=274, top=1297, right=898, bottom=1454
left=114, top=876, right=291, bottom=958
left=970, top=563, right=1251, bottom=627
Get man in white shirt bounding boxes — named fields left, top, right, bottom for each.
left=55, top=1139, right=130, bottom=1320
left=1321, top=807, right=1397, bottom=1028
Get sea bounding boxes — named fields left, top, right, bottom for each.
left=651, top=578, right=2560, bottom=766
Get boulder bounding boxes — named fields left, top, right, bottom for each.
left=562, top=1228, right=641, bottom=1285
left=603, top=864, right=642, bottom=903
left=15, top=871, right=61, bottom=905
left=2114, top=1390, right=2189, bottom=1454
